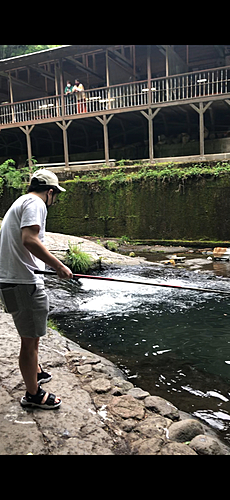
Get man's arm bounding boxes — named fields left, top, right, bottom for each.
left=21, top=225, right=73, bottom=279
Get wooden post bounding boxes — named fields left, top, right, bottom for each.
left=106, top=50, right=110, bottom=87
left=54, top=62, right=59, bottom=96
left=56, top=120, right=72, bottom=170
left=199, top=102, right=204, bottom=157
left=141, top=108, right=160, bottom=163
left=9, top=73, right=15, bottom=123
left=62, top=125, right=69, bottom=169
left=59, top=58, right=65, bottom=117
left=147, top=45, right=151, bottom=106
left=103, top=115, right=109, bottom=165
left=105, top=49, right=111, bottom=110
left=54, top=62, right=60, bottom=117
left=189, top=101, right=212, bottom=158
left=19, top=125, right=35, bottom=173
left=165, top=45, right=169, bottom=101
left=96, top=114, right=114, bottom=166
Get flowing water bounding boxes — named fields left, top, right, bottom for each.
left=46, top=261, right=230, bottom=443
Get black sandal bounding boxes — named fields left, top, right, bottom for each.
left=20, top=387, right=61, bottom=410
left=37, top=364, right=52, bottom=385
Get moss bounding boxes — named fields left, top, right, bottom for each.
left=65, top=161, right=230, bottom=185
left=104, top=240, right=119, bottom=252
left=47, top=171, right=230, bottom=242
left=2, top=160, right=230, bottom=243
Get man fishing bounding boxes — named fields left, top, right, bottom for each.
left=0, top=169, right=73, bottom=409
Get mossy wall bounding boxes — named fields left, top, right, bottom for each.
left=45, top=174, right=230, bottom=241
left=1, top=170, right=230, bottom=242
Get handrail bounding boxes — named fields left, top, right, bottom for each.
left=1, top=65, right=230, bottom=126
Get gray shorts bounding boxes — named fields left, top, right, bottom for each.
left=0, top=283, right=49, bottom=338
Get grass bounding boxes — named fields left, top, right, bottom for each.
left=64, top=241, right=92, bottom=274
left=69, top=160, right=230, bottom=187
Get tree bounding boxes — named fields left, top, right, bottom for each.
left=0, top=45, right=62, bottom=59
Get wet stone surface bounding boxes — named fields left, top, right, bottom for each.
left=1, top=312, right=230, bottom=455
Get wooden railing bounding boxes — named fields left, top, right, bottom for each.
left=1, top=66, right=230, bottom=126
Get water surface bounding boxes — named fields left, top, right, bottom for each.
left=46, top=263, right=230, bottom=443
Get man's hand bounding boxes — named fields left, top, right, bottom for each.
left=56, top=264, right=73, bottom=280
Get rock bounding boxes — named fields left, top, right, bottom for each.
left=160, top=442, right=197, bottom=455
left=189, top=434, right=226, bottom=455
left=1, top=311, right=229, bottom=456
left=127, top=387, right=150, bottom=400
left=0, top=412, right=46, bottom=455
left=45, top=231, right=146, bottom=268
left=133, top=415, right=171, bottom=439
left=65, top=348, right=123, bottom=378
left=66, top=350, right=101, bottom=366
left=90, top=378, right=111, bottom=393
left=109, top=395, right=145, bottom=420
left=111, top=377, right=134, bottom=393
left=144, top=395, right=180, bottom=421
left=168, top=419, right=204, bottom=443
left=93, top=394, right=113, bottom=409
left=131, top=436, right=165, bottom=455
left=121, top=419, right=137, bottom=432
left=77, top=364, right=92, bottom=375
left=111, top=386, right=123, bottom=396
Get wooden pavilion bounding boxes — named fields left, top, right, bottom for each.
left=1, top=44, right=230, bottom=169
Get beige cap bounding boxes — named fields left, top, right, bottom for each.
left=31, top=169, right=66, bottom=192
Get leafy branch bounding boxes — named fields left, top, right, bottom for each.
left=0, top=159, right=37, bottom=196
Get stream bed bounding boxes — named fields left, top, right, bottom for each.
left=46, top=257, right=230, bottom=444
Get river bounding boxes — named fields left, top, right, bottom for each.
left=46, top=257, right=230, bottom=444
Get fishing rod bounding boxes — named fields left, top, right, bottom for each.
left=34, top=269, right=230, bottom=295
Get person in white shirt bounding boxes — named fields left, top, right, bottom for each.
left=72, top=79, right=87, bottom=113
left=0, top=169, right=73, bottom=409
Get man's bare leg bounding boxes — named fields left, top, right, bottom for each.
left=19, top=337, right=39, bottom=395
left=19, top=337, right=60, bottom=404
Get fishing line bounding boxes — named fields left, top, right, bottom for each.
left=34, top=270, right=230, bottom=295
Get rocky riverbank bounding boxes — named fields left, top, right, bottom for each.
left=0, top=311, right=230, bottom=455
left=1, top=231, right=230, bottom=454
left=44, top=231, right=148, bottom=268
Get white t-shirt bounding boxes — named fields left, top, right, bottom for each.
left=0, top=193, right=47, bottom=284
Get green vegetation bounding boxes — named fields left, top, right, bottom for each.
left=0, top=45, right=62, bottom=59
left=47, top=318, right=65, bottom=336
left=128, top=239, right=230, bottom=248
left=104, top=240, right=119, bottom=252
left=119, top=235, right=131, bottom=244
left=72, top=161, right=230, bottom=186
left=64, top=242, right=92, bottom=274
left=2, top=158, right=230, bottom=243
left=0, top=159, right=38, bottom=196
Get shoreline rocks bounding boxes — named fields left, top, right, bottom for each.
left=44, top=231, right=148, bottom=269
left=0, top=312, right=229, bottom=455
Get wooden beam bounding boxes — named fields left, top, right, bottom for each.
left=19, top=125, right=35, bottom=171
left=65, top=55, right=103, bottom=82
left=108, top=47, right=133, bottom=69
left=0, top=70, right=49, bottom=96
left=56, top=120, right=72, bottom=169
left=141, top=108, right=160, bottom=162
left=147, top=46, right=151, bottom=106
left=31, top=64, right=55, bottom=81
left=96, top=114, right=114, bottom=166
left=189, top=101, right=212, bottom=157
left=199, top=102, right=204, bottom=156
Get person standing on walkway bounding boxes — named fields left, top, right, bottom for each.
left=0, top=169, right=73, bottom=409
left=72, top=79, right=87, bottom=113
